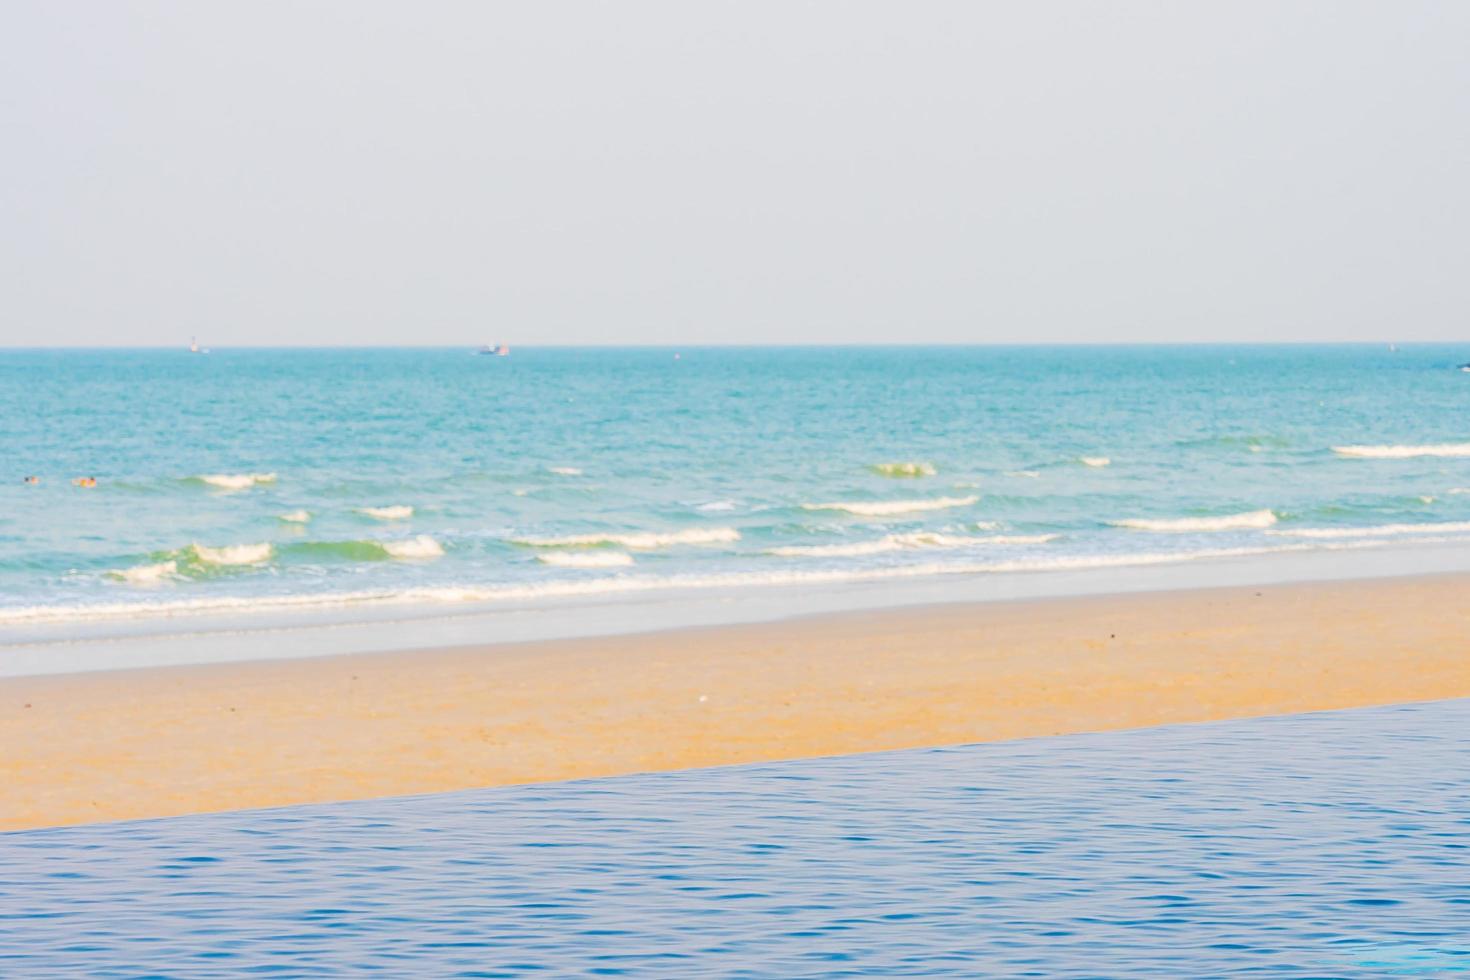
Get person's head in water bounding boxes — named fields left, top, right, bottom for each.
left=23, top=475, right=39, bottom=485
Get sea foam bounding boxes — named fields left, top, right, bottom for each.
left=548, top=466, right=583, bottom=476
left=381, top=536, right=444, bottom=559
left=277, top=510, right=312, bottom=524
left=515, top=527, right=740, bottom=549
left=801, top=495, right=979, bottom=516
left=1333, top=443, right=1470, bottom=459
left=196, top=472, right=277, bottom=490
left=1110, top=509, right=1278, bottom=533
left=191, top=542, right=274, bottom=565
left=2, top=541, right=1371, bottom=626
left=1269, top=520, right=1470, bottom=540
left=110, top=560, right=179, bottom=585
left=1080, top=456, right=1111, bottom=468
left=359, top=505, right=414, bottom=521
left=768, top=532, right=1056, bottom=558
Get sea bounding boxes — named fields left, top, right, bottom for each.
left=3, top=698, right=1467, bottom=976
left=5, top=344, right=1470, bottom=663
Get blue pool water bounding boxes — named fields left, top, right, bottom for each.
left=2, top=699, right=1468, bottom=977
left=5, top=345, right=1470, bottom=642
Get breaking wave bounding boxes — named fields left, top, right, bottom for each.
left=801, top=495, right=978, bottom=516
left=1333, top=443, right=1470, bottom=459
left=1110, top=509, right=1278, bottom=533
left=191, top=542, right=274, bottom=565
left=548, top=466, right=583, bottom=476
left=193, top=472, right=277, bottom=490
left=1080, top=456, right=1111, bottom=468
left=5, top=541, right=1393, bottom=627
left=380, top=536, right=444, bottom=559
left=358, top=505, right=414, bottom=521
left=1269, top=521, right=1470, bottom=540
left=109, top=560, right=179, bottom=585
left=514, top=527, right=740, bottom=549
left=278, top=510, right=312, bottom=524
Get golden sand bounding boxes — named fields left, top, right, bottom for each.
left=5, top=574, right=1470, bottom=831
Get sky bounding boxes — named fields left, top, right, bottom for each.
left=2, top=1, right=1467, bottom=347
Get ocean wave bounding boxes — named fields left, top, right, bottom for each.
left=358, top=505, right=414, bottom=521
left=1333, top=443, right=1470, bottom=459
left=0, top=541, right=1384, bottom=626
left=514, top=527, right=740, bottom=549
left=800, top=495, right=978, bottom=516
left=871, top=461, right=936, bottom=478
left=1004, top=471, right=1040, bottom=479
left=548, top=466, right=583, bottom=476
left=1268, top=520, right=1470, bottom=540
left=381, top=536, right=444, bottom=559
left=1450, top=488, right=1470, bottom=495
left=191, top=542, right=274, bottom=565
left=1079, top=456, right=1111, bottom=468
left=537, top=551, right=634, bottom=568
left=109, top=560, right=179, bottom=585
left=767, top=532, right=1056, bottom=558
left=193, top=472, right=277, bottom=490
left=1110, top=509, right=1277, bottom=532
left=696, top=500, right=738, bottom=512
left=277, top=510, right=312, bottom=524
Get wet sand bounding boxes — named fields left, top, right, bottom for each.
left=5, top=574, right=1470, bottom=831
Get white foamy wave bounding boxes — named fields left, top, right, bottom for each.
left=871, top=461, right=936, bottom=478
left=191, top=542, right=274, bottom=565
left=1333, top=443, right=1470, bottom=459
left=1080, top=456, right=1111, bottom=468
left=514, top=527, right=740, bottom=549
left=1110, top=509, right=1277, bottom=533
left=1005, top=471, right=1040, bottom=479
left=548, top=466, right=583, bottom=476
left=109, top=560, right=179, bottom=585
left=801, top=495, right=979, bottom=516
left=2, top=541, right=1384, bottom=626
left=359, top=505, right=414, bottom=521
left=197, top=472, right=277, bottom=490
left=1269, top=520, right=1470, bottom=540
left=381, top=536, right=444, bottom=559
left=768, top=532, right=1056, bottom=558
left=277, top=510, right=312, bottom=524
left=696, top=500, right=738, bottom=512
left=538, top=551, right=635, bottom=568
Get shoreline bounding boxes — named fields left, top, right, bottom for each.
left=8, top=537, right=1470, bottom=677
left=7, top=572, right=1470, bottom=830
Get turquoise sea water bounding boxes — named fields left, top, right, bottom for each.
left=4, top=345, right=1470, bottom=639
left=3, top=699, right=1468, bottom=976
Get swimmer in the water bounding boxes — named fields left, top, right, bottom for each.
left=72, top=476, right=97, bottom=488
left=23, top=475, right=39, bottom=485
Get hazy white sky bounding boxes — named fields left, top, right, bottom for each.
left=3, top=1, right=1467, bottom=346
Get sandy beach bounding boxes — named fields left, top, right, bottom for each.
left=5, top=573, right=1470, bottom=831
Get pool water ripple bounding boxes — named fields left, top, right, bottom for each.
left=3, top=699, right=1470, bottom=976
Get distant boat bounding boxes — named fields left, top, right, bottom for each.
left=1459, top=362, right=1470, bottom=373
left=476, top=344, right=510, bottom=356
left=189, top=336, right=209, bottom=354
